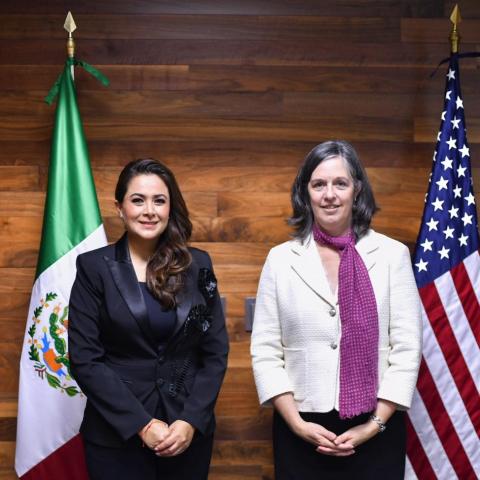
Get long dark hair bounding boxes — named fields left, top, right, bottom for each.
left=115, top=158, right=192, bottom=308
left=288, top=140, right=378, bottom=241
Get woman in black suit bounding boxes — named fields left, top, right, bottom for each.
left=68, top=158, right=229, bottom=480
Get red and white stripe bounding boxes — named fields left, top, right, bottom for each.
left=407, top=250, right=480, bottom=480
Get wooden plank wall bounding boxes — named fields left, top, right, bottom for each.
left=1, top=1, right=480, bottom=478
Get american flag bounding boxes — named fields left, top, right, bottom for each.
left=406, top=54, right=480, bottom=479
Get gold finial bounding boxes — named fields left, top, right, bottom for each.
left=64, top=12, right=77, bottom=58
left=449, top=4, right=462, bottom=53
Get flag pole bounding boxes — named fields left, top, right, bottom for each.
left=449, top=4, right=461, bottom=54
left=64, top=11, right=77, bottom=79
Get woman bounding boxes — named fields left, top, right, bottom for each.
left=250, top=141, right=422, bottom=479
left=68, top=158, right=229, bottom=480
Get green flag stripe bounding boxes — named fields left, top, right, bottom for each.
left=36, top=60, right=103, bottom=278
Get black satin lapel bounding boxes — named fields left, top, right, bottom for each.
left=115, top=233, right=130, bottom=262
left=104, top=256, right=156, bottom=349
left=171, top=260, right=199, bottom=338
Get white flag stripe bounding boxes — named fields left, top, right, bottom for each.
left=404, top=456, right=418, bottom=480
left=408, top=390, right=457, bottom=480
left=420, top=305, right=480, bottom=469
left=15, top=226, right=107, bottom=477
left=434, top=271, right=480, bottom=391
left=463, top=251, right=480, bottom=307
left=38, top=224, right=108, bottom=302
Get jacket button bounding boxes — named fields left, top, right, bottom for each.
left=330, top=342, right=338, bottom=349
left=329, top=308, right=336, bottom=317
left=158, top=356, right=165, bottom=363
left=156, top=378, right=164, bottom=387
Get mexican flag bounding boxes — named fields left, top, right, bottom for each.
left=15, top=57, right=108, bottom=479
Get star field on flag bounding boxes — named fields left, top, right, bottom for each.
left=413, top=59, right=479, bottom=288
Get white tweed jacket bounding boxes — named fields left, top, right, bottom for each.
left=250, top=229, right=422, bottom=412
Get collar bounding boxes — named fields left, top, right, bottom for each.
left=289, top=229, right=379, bottom=306
left=105, top=233, right=198, bottom=345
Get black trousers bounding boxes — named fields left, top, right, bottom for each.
left=273, top=410, right=406, bottom=480
left=84, top=433, right=214, bottom=480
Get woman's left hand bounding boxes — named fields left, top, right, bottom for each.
left=316, top=421, right=378, bottom=455
left=154, top=420, right=195, bottom=457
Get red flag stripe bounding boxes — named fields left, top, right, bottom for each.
left=406, top=414, right=437, bottom=480
left=407, top=389, right=459, bottom=479
left=416, top=358, right=477, bottom=479
left=419, top=282, right=480, bottom=435
left=420, top=307, right=479, bottom=463
left=450, top=261, right=480, bottom=347
left=20, top=434, right=89, bottom=480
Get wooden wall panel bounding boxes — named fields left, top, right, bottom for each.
left=2, top=65, right=465, bottom=93
left=2, top=39, right=477, bottom=67
left=401, top=18, right=480, bottom=42
left=0, top=15, right=400, bottom=42
left=0, top=1, right=444, bottom=17
left=0, top=116, right=414, bottom=143
left=1, top=1, right=480, bottom=478
left=444, top=0, right=480, bottom=18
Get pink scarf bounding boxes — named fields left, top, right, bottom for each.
left=312, top=225, right=379, bottom=418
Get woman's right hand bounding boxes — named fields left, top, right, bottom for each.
left=271, top=393, right=354, bottom=456
left=139, top=419, right=169, bottom=449
left=293, top=420, right=355, bottom=456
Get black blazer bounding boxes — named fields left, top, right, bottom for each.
left=68, top=234, right=229, bottom=447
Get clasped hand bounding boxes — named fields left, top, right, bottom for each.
left=140, top=419, right=195, bottom=457
left=295, top=420, right=379, bottom=456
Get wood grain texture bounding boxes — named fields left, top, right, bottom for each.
left=415, top=117, right=480, bottom=143
left=92, top=166, right=298, bottom=193
left=6, top=65, right=475, bottom=94
left=0, top=167, right=39, bottom=191
left=0, top=140, right=446, bottom=168
left=444, top=0, right=480, bottom=18
left=214, top=265, right=262, bottom=294
left=3, top=90, right=284, bottom=119
left=0, top=269, right=34, bottom=293
left=0, top=318, right=26, bottom=344
left=216, top=409, right=272, bottom=441
left=0, top=397, right=17, bottom=417
left=0, top=350, right=20, bottom=396
left=217, top=368, right=260, bottom=416
left=0, top=419, right=15, bottom=442
left=0, top=0, right=443, bottom=16
left=208, top=465, right=263, bottom=480
left=0, top=239, right=274, bottom=269
left=0, top=15, right=399, bottom=42
left=10, top=89, right=480, bottom=124
left=1, top=39, right=474, bottom=67
left=0, top=441, right=15, bottom=471
left=212, top=440, right=273, bottom=466
left=0, top=191, right=217, bottom=217
left=191, top=243, right=272, bottom=266
left=71, top=166, right=433, bottom=197
left=2, top=1, right=480, bottom=477
left=0, top=116, right=413, bottom=143
left=401, top=18, right=480, bottom=43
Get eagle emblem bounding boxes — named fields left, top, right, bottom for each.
left=27, top=292, right=82, bottom=397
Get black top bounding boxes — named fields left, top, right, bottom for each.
left=139, top=282, right=176, bottom=343
left=68, top=233, right=229, bottom=446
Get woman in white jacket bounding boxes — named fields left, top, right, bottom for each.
left=250, top=140, right=422, bottom=479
